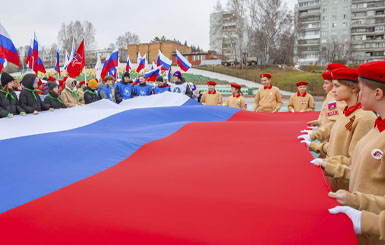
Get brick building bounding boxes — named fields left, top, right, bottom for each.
left=127, top=41, right=191, bottom=64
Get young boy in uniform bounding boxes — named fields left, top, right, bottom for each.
left=288, top=81, right=315, bottom=112
left=226, top=84, right=246, bottom=109
left=134, top=75, right=152, bottom=97
left=253, top=74, right=282, bottom=112
left=327, top=61, right=385, bottom=244
left=200, top=81, right=222, bottom=106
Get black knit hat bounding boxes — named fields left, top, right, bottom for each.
left=156, top=76, right=164, bottom=82
left=123, top=72, right=130, bottom=78
left=48, top=82, right=58, bottom=91
left=1, top=72, right=14, bottom=86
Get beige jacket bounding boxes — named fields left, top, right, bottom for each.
left=288, top=92, right=315, bottom=112
left=201, top=91, right=222, bottom=106
left=252, top=86, right=282, bottom=112
left=226, top=95, right=246, bottom=109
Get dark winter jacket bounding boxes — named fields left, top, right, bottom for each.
left=19, top=74, right=49, bottom=113
left=44, top=92, right=64, bottom=109
left=84, top=87, right=100, bottom=104
left=0, top=89, right=25, bottom=118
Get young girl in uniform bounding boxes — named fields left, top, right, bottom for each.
left=226, top=84, right=246, bottom=109
left=328, top=61, right=385, bottom=244
left=288, top=81, right=315, bottom=112
left=252, top=74, right=282, bottom=112
left=301, top=68, right=376, bottom=190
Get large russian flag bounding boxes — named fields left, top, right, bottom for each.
left=0, top=93, right=357, bottom=244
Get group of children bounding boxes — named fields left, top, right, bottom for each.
left=297, top=62, right=385, bottom=244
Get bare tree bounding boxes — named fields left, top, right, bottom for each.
left=57, top=20, right=96, bottom=52
left=116, top=32, right=140, bottom=47
left=320, top=38, right=351, bottom=65
left=248, top=0, right=293, bottom=67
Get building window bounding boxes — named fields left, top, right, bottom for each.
left=332, top=23, right=337, bottom=28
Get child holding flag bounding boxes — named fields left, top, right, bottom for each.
left=76, top=81, right=86, bottom=105
left=226, top=84, right=246, bottom=109
left=252, top=74, right=282, bottom=112
left=153, top=76, right=170, bottom=94
left=327, top=61, right=385, bottom=244
left=44, top=82, right=64, bottom=109
left=84, top=79, right=100, bottom=104
left=61, top=78, right=82, bottom=108
left=171, top=71, right=193, bottom=98
left=134, top=75, right=152, bottom=97
left=0, top=72, right=26, bottom=118
left=99, top=75, right=115, bottom=102
left=200, top=81, right=222, bottom=106
left=19, top=74, right=50, bottom=114
left=301, top=68, right=376, bottom=191
left=115, top=72, right=133, bottom=103
left=288, top=81, right=315, bottom=112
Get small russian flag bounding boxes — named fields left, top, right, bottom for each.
left=176, top=49, right=191, bottom=72
left=328, top=101, right=337, bottom=110
left=54, top=47, right=60, bottom=77
left=126, top=55, right=131, bottom=72
left=145, top=65, right=161, bottom=82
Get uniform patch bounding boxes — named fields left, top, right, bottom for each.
left=327, top=110, right=338, bottom=117
left=301, top=100, right=307, bottom=105
left=328, top=101, right=337, bottom=110
left=371, top=149, right=383, bottom=160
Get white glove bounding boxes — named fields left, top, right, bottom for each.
left=301, top=140, right=311, bottom=147
left=329, top=206, right=362, bottom=234
left=298, top=134, right=311, bottom=141
left=301, top=130, right=313, bottom=134
left=307, top=126, right=319, bottom=130
left=291, top=110, right=295, bottom=113
left=310, top=158, right=323, bottom=165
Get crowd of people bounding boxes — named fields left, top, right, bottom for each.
left=297, top=62, right=385, bottom=244
left=1, top=60, right=384, bottom=243
left=0, top=67, right=316, bottom=118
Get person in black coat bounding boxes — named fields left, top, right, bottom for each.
left=19, top=74, right=51, bottom=115
left=84, top=78, right=100, bottom=104
left=44, top=82, right=64, bottom=109
left=0, top=72, right=26, bottom=118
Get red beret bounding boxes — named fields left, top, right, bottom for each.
left=79, top=81, right=85, bottom=86
left=60, top=85, right=65, bottom=90
left=59, top=80, right=64, bottom=86
left=48, top=76, right=56, bottom=82
left=231, top=84, right=241, bottom=90
left=327, top=64, right=347, bottom=71
left=296, top=81, right=309, bottom=87
left=322, top=71, right=332, bottom=80
left=260, top=73, right=272, bottom=79
left=331, top=68, right=358, bottom=82
left=358, top=61, right=385, bottom=84
left=207, top=81, right=216, bottom=86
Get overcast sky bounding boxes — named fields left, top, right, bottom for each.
left=1, top=0, right=297, bottom=51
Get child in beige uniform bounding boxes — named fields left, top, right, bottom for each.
left=301, top=68, right=376, bottom=190
left=226, top=84, right=246, bottom=109
left=288, top=81, right=315, bottom=112
left=252, top=74, right=282, bottom=112
left=200, top=81, right=222, bottom=106
left=327, top=61, right=385, bottom=245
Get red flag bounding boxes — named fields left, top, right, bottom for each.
left=67, top=40, right=85, bottom=78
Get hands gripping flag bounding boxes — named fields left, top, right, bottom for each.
left=0, top=23, right=20, bottom=73
left=67, top=39, right=85, bottom=78
left=176, top=49, right=192, bottom=72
